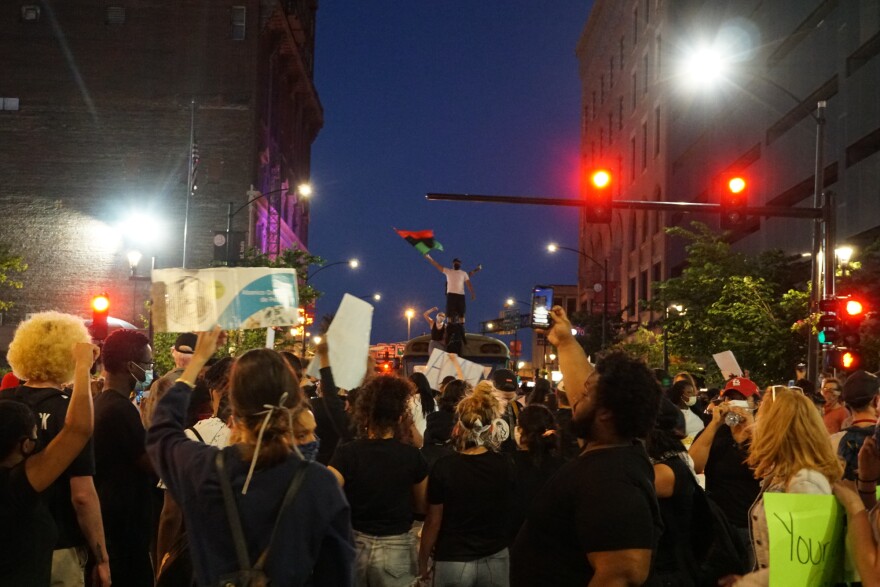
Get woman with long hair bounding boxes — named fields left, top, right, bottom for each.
left=408, top=372, right=437, bottom=446
left=328, top=375, right=428, bottom=586
left=422, top=379, right=470, bottom=470
left=418, top=383, right=514, bottom=586
left=725, top=386, right=842, bottom=586
left=508, top=404, right=563, bottom=543
left=147, top=329, right=354, bottom=586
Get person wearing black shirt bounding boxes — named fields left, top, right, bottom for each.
left=329, top=375, right=428, bottom=586
left=2, top=312, right=111, bottom=586
left=0, top=339, right=98, bottom=585
left=419, top=383, right=515, bottom=586
left=312, top=342, right=354, bottom=465
left=423, top=306, right=447, bottom=356
left=510, top=306, right=662, bottom=586
left=689, top=377, right=760, bottom=566
left=94, top=330, right=156, bottom=587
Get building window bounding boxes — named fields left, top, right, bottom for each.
left=631, top=72, right=637, bottom=110
left=628, top=277, right=637, bottom=314
left=620, top=37, right=626, bottom=69
left=610, top=57, right=615, bottom=87
left=653, top=262, right=662, bottom=285
left=618, top=97, right=624, bottom=130
left=630, top=136, right=636, bottom=182
left=20, top=5, right=41, bottom=21
left=106, top=6, right=125, bottom=24
left=640, top=269, right=649, bottom=302
left=643, top=54, right=649, bottom=94
left=656, top=34, right=662, bottom=76
left=654, top=106, right=661, bottom=156
left=600, top=75, right=605, bottom=103
left=231, top=6, right=246, bottom=40
left=641, top=122, right=648, bottom=170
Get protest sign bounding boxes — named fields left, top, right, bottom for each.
left=423, top=349, right=488, bottom=388
left=304, top=294, right=373, bottom=390
left=712, top=350, right=743, bottom=379
left=151, top=268, right=298, bottom=332
left=764, top=493, right=845, bottom=586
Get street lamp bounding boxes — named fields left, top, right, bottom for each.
left=297, top=183, right=313, bottom=197
left=405, top=308, right=415, bottom=340
left=225, top=184, right=313, bottom=265
left=359, top=293, right=382, bottom=302
left=547, top=243, right=609, bottom=348
left=836, top=246, right=854, bottom=278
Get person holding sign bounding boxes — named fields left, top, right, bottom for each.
left=724, top=386, right=842, bottom=586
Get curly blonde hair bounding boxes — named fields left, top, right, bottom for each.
left=748, top=386, right=842, bottom=485
left=454, top=381, right=500, bottom=450
left=7, top=312, right=91, bottom=384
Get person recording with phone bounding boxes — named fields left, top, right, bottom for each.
left=688, top=377, right=761, bottom=569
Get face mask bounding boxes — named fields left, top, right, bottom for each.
left=297, top=437, right=320, bottom=462
left=684, top=396, right=697, bottom=407
left=129, top=362, right=154, bottom=392
left=453, top=263, right=461, bottom=270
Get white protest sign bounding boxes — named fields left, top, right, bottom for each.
left=151, top=268, right=299, bottom=332
left=305, top=294, right=373, bottom=391
left=423, top=349, right=486, bottom=388
left=713, top=350, right=743, bottom=379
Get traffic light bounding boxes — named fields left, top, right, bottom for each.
left=90, top=293, right=110, bottom=341
left=839, top=296, right=867, bottom=349
left=829, top=348, right=861, bottom=372
left=817, top=297, right=840, bottom=345
left=718, top=174, right=748, bottom=229
left=584, top=168, right=613, bottom=223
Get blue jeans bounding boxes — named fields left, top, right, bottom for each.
left=354, top=530, right=417, bottom=587
left=433, top=548, right=509, bottom=587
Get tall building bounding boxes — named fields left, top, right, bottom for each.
left=0, top=0, right=322, bottom=347
left=576, top=0, right=880, bottom=329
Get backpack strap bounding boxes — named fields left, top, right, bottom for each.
left=187, top=426, right=204, bottom=443
left=215, top=451, right=311, bottom=573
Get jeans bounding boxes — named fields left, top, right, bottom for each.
left=354, top=530, right=418, bottom=587
left=433, top=548, right=509, bottom=587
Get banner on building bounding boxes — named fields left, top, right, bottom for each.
left=151, top=267, right=299, bottom=332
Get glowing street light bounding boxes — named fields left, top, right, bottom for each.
left=405, top=308, right=415, bottom=340
left=297, top=183, right=313, bottom=197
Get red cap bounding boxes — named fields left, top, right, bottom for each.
left=722, top=377, right=760, bottom=398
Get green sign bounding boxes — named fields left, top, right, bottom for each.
left=764, top=494, right=845, bottom=586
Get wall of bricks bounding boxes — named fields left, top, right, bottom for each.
left=0, top=0, right=320, bottom=353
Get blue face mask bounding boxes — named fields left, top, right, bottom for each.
left=298, top=436, right=320, bottom=462
left=129, top=362, right=154, bottom=392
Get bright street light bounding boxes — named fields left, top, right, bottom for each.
left=297, top=183, right=312, bottom=197
left=679, top=45, right=729, bottom=89
left=405, top=308, right=415, bottom=340
left=117, top=212, right=165, bottom=245
left=372, top=293, right=381, bottom=301
left=547, top=243, right=558, bottom=252
left=349, top=259, right=359, bottom=269
left=313, top=336, right=322, bottom=344
left=127, top=250, right=142, bottom=269
left=836, top=246, right=854, bottom=264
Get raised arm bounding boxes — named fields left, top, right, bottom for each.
left=26, top=343, right=97, bottom=492
left=423, top=307, right=438, bottom=327
left=544, top=306, right=593, bottom=410
left=424, top=254, right=445, bottom=274
left=689, top=405, right=723, bottom=474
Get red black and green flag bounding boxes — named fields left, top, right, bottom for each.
left=395, top=229, right=444, bottom=255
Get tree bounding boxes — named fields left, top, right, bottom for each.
left=0, top=244, right=27, bottom=312
left=567, top=309, right=625, bottom=359
left=647, top=223, right=809, bottom=387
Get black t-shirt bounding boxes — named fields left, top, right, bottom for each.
left=427, top=450, right=514, bottom=561
left=0, top=385, right=95, bottom=549
left=0, top=463, right=58, bottom=585
left=554, top=408, right=581, bottom=460
left=93, top=389, right=154, bottom=550
left=314, top=367, right=353, bottom=465
left=329, top=438, right=428, bottom=536
left=508, top=450, right=565, bottom=544
left=430, top=323, right=446, bottom=341
left=698, top=425, right=759, bottom=529
left=653, top=456, right=697, bottom=575
left=510, top=442, right=661, bottom=586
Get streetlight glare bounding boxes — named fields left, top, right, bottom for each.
left=373, top=293, right=382, bottom=301
left=297, top=183, right=312, bottom=197
left=506, top=298, right=515, bottom=307
left=118, top=212, right=165, bottom=244
left=836, top=246, right=854, bottom=264
left=547, top=243, right=558, bottom=252
left=680, top=45, right=728, bottom=88
left=349, top=259, right=359, bottom=268
left=127, top=250, right=143, bottom=268
left=313, top=336, right=322, bottom=344
left=405, top=308, right=414, bottom=319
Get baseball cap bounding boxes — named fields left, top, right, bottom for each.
left=721, top=377, right=760, bottom=398
left=842, top=371, right=880, bottom=407
left=0, top=372, right=20, bottom=391
left=173, top=332, right=198, bottom=354
left=492, top=368, right=518, bottom=392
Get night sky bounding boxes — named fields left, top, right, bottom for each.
left=309, top=2, right=593, bottom=347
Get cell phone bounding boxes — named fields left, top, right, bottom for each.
left=530, top=285, right=554, bottom=329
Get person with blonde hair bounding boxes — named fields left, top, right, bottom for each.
left=418, top=382, right=514, bottom=586
left=1, top=312, right=110, bottom=586
left=147, top=329, right=354, bottom=585
left=725, top=386, right=843, bottom=586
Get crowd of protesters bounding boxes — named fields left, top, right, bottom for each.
left=2, top=307, right=880, bottom=586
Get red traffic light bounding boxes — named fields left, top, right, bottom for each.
left=590, top=169, right=612, bottom=189
left=845, top=299, right=864, bottom=317
left=727, top=177, right=746, bottom=194
left=584, top=168, right=613, bottom=224
left=91, top=294, right=110, bottom=313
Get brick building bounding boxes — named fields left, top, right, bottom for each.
left=0, top=0, right=322, bottom=351
left=576, top=0, right=880, bottom=329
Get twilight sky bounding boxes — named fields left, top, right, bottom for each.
left=309, top=2, right=593, bottom=346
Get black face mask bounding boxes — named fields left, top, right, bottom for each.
left=453, top=263, right=461, bottom=270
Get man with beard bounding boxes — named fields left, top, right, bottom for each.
left=510, top=306, right=662, bottom=586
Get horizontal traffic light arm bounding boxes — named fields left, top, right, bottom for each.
left=425, top=193, right=823, bottom=219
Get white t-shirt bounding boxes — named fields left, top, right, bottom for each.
left=442, top=268, right=469, bottom=295
left=681, top=408, right=705, bottom=439
left=185, top=416, right=231, bottom=448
